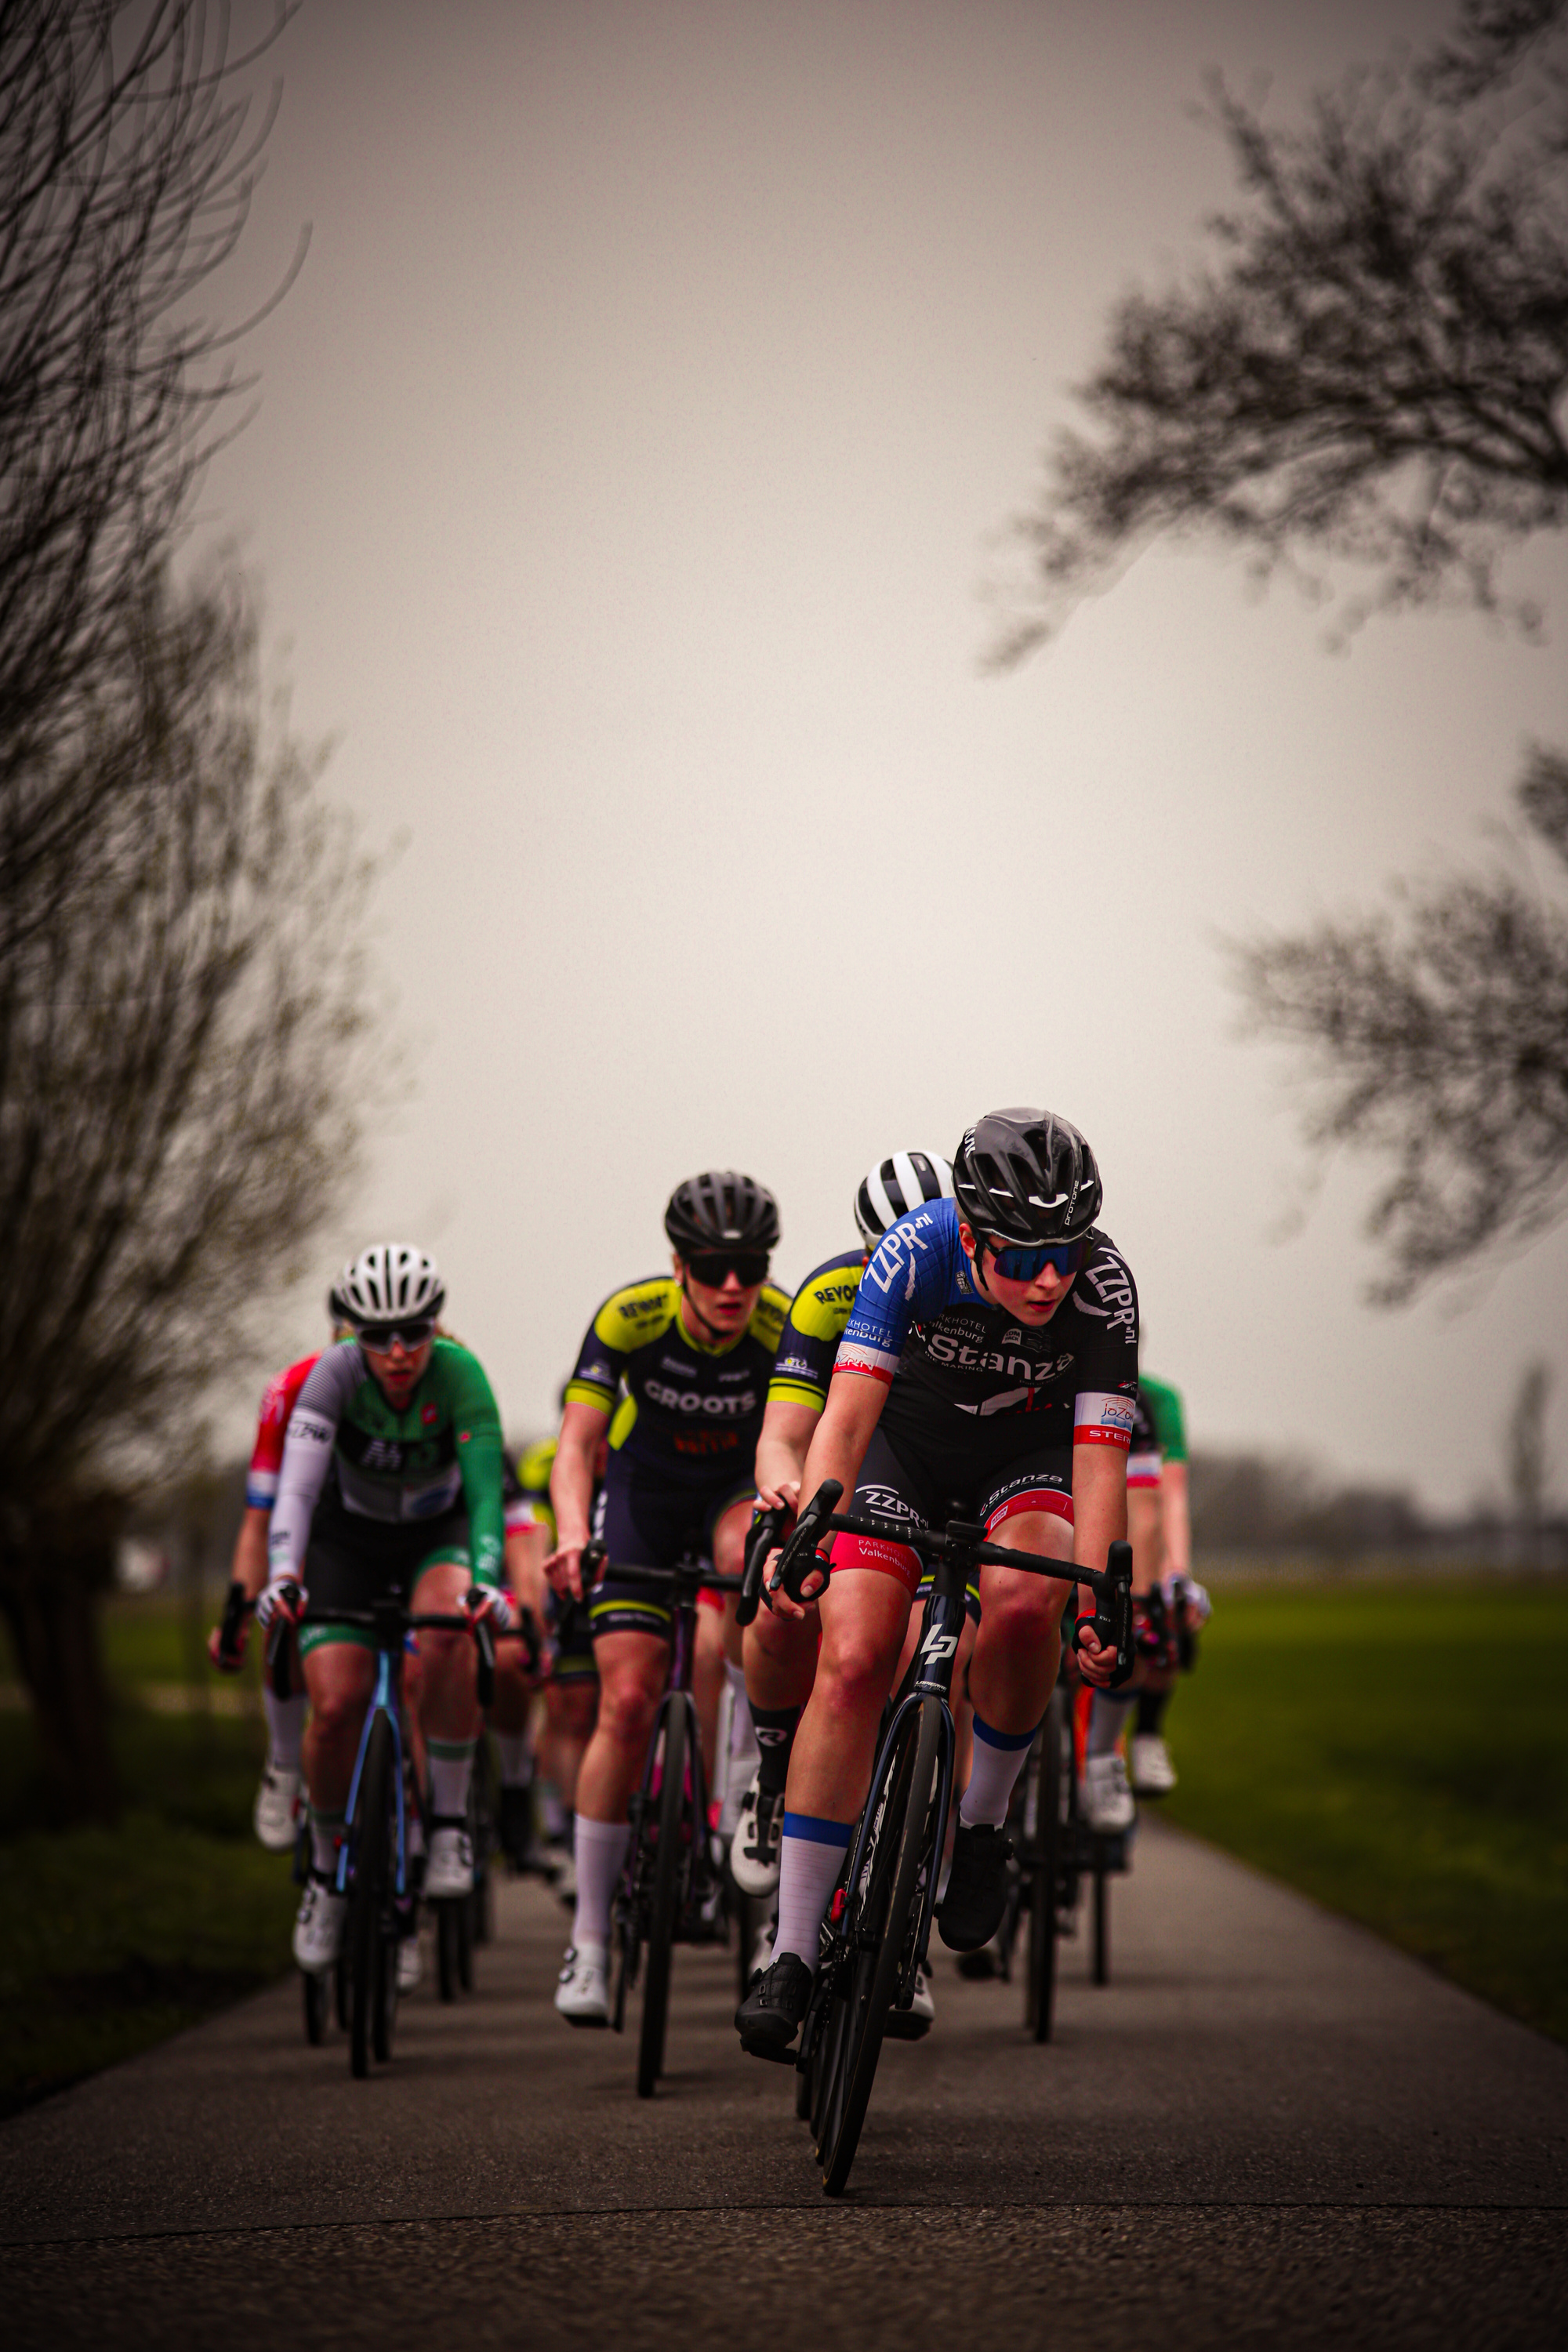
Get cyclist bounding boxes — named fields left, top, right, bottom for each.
left=257, top=1244, right=511, bottom=1973
left=736, top=1109, right=1138, bottom=2061
left=731, top=1152, right=958, bottom=1895
left=546, top=1171, right=788, bottom=2027
left=503, top=1418, right=604, bottom=1889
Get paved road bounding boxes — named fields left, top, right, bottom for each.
left=3, top=1817, right=1564, bottom=2349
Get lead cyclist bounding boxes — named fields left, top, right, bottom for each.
left=736, top=1109, right=1138, bottom=2061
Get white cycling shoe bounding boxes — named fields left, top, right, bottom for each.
left=1130, top=1733, right=1177, bottom=1795
left=424, top=1824, right=474, bottom=1899
left=554, top=1942, right=609, bottom=2027
left=729, top=1770, right=783, bottom=1896
left=1081, top=1752, right=1136, bottom=1835
left=292, top=1875, right=347, bottom=1972
left=252, top=1764, right=301, bottom=1853
left=397, top=1933, right=423, bottom=1994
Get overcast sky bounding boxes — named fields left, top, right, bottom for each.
left=194, top=0, right=1568, bottom=1513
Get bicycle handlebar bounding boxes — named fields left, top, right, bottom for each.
left=769, top=1480, right=1135, bottom=1676
left=736, top=1504, right=790, bottom=1628
left=265, top=1602, right=497, bottom=1708
left=578, top=1540, right=746, bottom=1599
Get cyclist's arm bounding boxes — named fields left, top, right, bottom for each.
left=1071, top=1439, right=1129, bottom=1688
left=267, top=1405, right=337, bottom=1586
left=546, top=1397, right=611, bottom=1597
left=443, top=1347, right=506, bottom=1587
left=753, top=1394, right=822, bottom=1513
left=228, top=1506, right=271, bottom=1601
left=1160, top=1458, right=1192, bottom=1579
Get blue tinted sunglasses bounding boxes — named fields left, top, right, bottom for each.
left=984, top=1235, right=1087, bottom=1283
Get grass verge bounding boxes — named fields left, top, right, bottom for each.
left=1160, top=1575, right=1568, bottom=2044
left=0, top=1601, right=296, bottom=2114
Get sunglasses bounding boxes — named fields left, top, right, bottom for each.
left=983, top=1236, right=1087, bottom=1283
left=685, top=1252, right=770, bottom=1287
left=357, top=1317, right=437, bottom=1353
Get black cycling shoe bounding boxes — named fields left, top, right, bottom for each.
left=937, top=1822, right=1014, bottom=1952
left=735, top=1952, right=813, bottom=2062
left=499, top=1784, right=535, bottom=1871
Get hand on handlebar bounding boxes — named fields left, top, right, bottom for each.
left=464, top=1583, right=514, bottom=1635
left=208, top=1580, right=252, bottom=1671
left=256, top=1577, right=303, bottom=1632
left=543, top=1540, right=588, bottom=1602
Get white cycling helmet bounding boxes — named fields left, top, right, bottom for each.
left=854, top=1151, right=955, bottom=1250
left=329, top=1243, right=445, bottom=1328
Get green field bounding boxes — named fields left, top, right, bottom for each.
left=1161, top=1574, right=1568, bottom=2045
left=0, top=1597, right=296, bottom=2114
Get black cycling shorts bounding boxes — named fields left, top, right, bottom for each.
left=299, top=1495, right=472, bottom=1657
left=830, top=1422, right=1073, bottom=1601
left=586, top=1460, right=753, bottom=1641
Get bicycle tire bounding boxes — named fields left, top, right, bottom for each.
left=347, top=1711, right=394, bottom=2080
left=373, top=1915, right=398, bottom=2062
left=334, top=1950, right=349, bottom=2032
left=1092, top=1843, right=1110, bottom=1986
left=1025, top=1690, right=1069, bottom=2042
left=437, top=1898, right=461, bottom=2002
left=457, top=1889, right=474, bottom=1992
left=637, top=1701, right=687, bottom=2098
left=819, top=1696, right=943, bottom=2197
left=303, top=1966, right=328, bottom=2046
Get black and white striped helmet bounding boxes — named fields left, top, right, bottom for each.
left=854, top=1152, right=955, bottom=1250
left=329, top=1243, right=445, bottom=1328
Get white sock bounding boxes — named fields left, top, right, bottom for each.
left=1087, top=1691, right=1137, bottom=1759
left=264, top=1688, right=305, bottom=1773
left=771, top=1815, right=851, bottom=1973
left=539, top=1781, right=568, bottom=1842
left=572, top=1814, right=631, bottom=1949
left=310, top=1807, right=343, bottom=1878
left=958, top=1714, right=1036, bottom=1829
left=495, top=1730, right=532, bottom=1787
left=725, top=1659, right=759, bottom=1770
left=427, top=1741, right=474, bottom=1820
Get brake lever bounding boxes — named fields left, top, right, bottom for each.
left=768, top=1479, right=842, bottom=1606
left=738, top=1504, right=789, bottom=1628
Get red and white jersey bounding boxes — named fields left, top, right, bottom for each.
left=245, top=1352, right=322, bottom=1511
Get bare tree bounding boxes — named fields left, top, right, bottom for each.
left=1506, top=1357, right=1554, bottom=1564
left=0, top=561, right=372, bottom=1820
left=0, top=0, right=303, bottom=932
left=991, top=0, right=1568, bottom=662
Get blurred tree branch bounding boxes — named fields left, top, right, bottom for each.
left=1230, top=747, right=1568, bottom=1302
left=990, top=0, right=1568, bottom=662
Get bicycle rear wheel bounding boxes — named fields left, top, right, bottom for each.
left=347, top=1712, right=394, bottom=2081
left=303, top=1967, right=328, bottom=2046
left=637, top=1701, right=687, bottom=2098
left=436, top=1899, right=462, bottom=2002
left=818, top=1697, right=943, bottom=2198
left=1025, top=1688, right=1069, bottom=2043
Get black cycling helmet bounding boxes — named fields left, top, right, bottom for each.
left=664, top=1170, right=780, bottom=1256
left=951, top=1109, right=1102, bottom=1244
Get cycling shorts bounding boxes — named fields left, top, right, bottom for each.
left=830, top=1423, right=1073, bottom=1602
left=586, top=1462, right=753, bottom=1641
left=299, top=1497, right=472, bottom=1657
left=544, top=1590, right=598, bottom=1682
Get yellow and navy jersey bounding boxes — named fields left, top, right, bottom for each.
left=503, top=1435, right=558, bottom=1544
left=565, top=1276, right=790, bottom=1483
left=766, top=1247, right=865, bottom=1414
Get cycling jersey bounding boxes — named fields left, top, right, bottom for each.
left=564, top=1276, right=789, bottom=1483
left=767, top=1250, right=865, bottom=1414
left=1138, top=1374, right=1188, bottom=1463
left=836, top=1199, right=1138, bottom=1454
left=269, top=1336, right=506, bottom=1588
left=245, top=1352, right=322, bottom=1510
left=505, top=1436, right=558, bottom=1544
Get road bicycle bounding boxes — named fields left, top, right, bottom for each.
left=771, top=1480, right=1132, bottom=2194
left=579, top=1541, right=745, bottom=2099
left=267, top=1595, right=495, bottom=2078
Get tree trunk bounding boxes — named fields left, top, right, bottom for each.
left=0, top=1494, right=123, bottom=1825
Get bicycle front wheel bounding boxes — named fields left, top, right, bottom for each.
left=1025, top=1687, right=1070, bottom=2043
left=347, top=1711, right=394, bottom=2081
left=637, top=1701, right=687, bottom=2098
left=818, top=1696, right=944, bottom=2198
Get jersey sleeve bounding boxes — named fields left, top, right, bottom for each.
left=445, top=1345, right=506, bottom=1586
left=836, top=1210, right=956, bottom=1385
left=245, top=1352, right=319, bottom=1511
left=563, top=1283, right=666, bottom=1415
left=267, top=1346, right=363, bottom=1583
left=767, top=1254, right=862, bottom=1411
left=1067, top=1241, right=1141, bottom=1451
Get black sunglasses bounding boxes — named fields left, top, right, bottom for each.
left=685, top=1252, right=770, bottom=1287
left=356, top=1316, right=437, bottom=1352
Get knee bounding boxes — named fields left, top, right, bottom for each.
left=598, top=1674, right=659, bottom=1751
left=308, top=1674, right=368, bottom=1744
left=815, top=1635, right=894, bottom=1724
